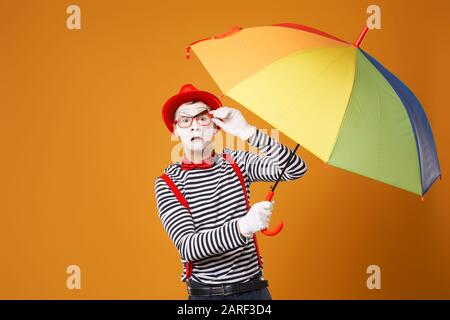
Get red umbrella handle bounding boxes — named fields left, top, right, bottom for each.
left=261, top=190, right=284, bottom=236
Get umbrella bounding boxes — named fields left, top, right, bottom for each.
left=185, top=23, right=441, bottom=235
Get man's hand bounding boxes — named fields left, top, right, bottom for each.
left=238, top=201, right=273, bottom=239
left=210, top=107, right=256, bottom=141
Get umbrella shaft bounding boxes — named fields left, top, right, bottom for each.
left=272, top=143, right=300, bottom=192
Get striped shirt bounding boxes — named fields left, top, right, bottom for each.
left=154, top=130, right=307, bottom=285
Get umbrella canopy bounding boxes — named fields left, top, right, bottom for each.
left=186, top=23, right=441, bottom=197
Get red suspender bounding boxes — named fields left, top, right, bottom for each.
left=160, top=153, right=263, bottom=280
left=160, top=173, right=193, bottom=279
left=160, top=174, right=190, bottom=210
left=222, top=154, right=263, bottom=269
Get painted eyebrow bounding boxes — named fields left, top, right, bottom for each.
left=178, top=109, right=209, bottom=118
left=194, top=110, right=210, bottom=117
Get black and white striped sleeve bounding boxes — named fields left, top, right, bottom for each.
left=154, top=177, right=248, bottom=262
left=243, top=129, right=307, bottom=183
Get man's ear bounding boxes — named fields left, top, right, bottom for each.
left=172, top=127, right=180, bottom=140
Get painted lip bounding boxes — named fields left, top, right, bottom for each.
left=190, top=136, right=203, bottom=142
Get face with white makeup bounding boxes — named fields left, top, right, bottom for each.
left=173, top=101, right=219, bottom=162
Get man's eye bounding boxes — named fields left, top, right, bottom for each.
left=198, top=115, right=208, bottom=121
left=179, top=118, right=190, bottom=124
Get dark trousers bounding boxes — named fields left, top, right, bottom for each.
left=188, top=287, right=272, bottom=300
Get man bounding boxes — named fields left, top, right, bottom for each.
left=154, top=84, right=307, bottom=300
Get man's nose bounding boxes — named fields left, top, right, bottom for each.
left=190, top=118, right=200, bottom=131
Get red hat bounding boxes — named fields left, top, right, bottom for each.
left=162, top=84, right=222, bottom=132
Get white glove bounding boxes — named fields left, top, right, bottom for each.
left=210, top=107, right=256, bottom=141
left=238, top=201, right=273, bottom=239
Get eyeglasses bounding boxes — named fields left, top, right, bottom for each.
left=174, top=112, right=213, bottom=128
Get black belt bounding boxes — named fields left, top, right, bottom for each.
left=187, top=277, right=269, bottom=297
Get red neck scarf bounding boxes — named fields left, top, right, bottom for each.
left=181, top=151, right=216, bottom=170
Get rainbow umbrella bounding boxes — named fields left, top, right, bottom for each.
left=185, top=23, right=441, bottom=200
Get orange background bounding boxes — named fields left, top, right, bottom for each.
left=1, top=0, right=449, bottom=299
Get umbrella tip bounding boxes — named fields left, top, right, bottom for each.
left=354, top=25, right=369, bottom=48
left=185, top=47, right=191, bottom=60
